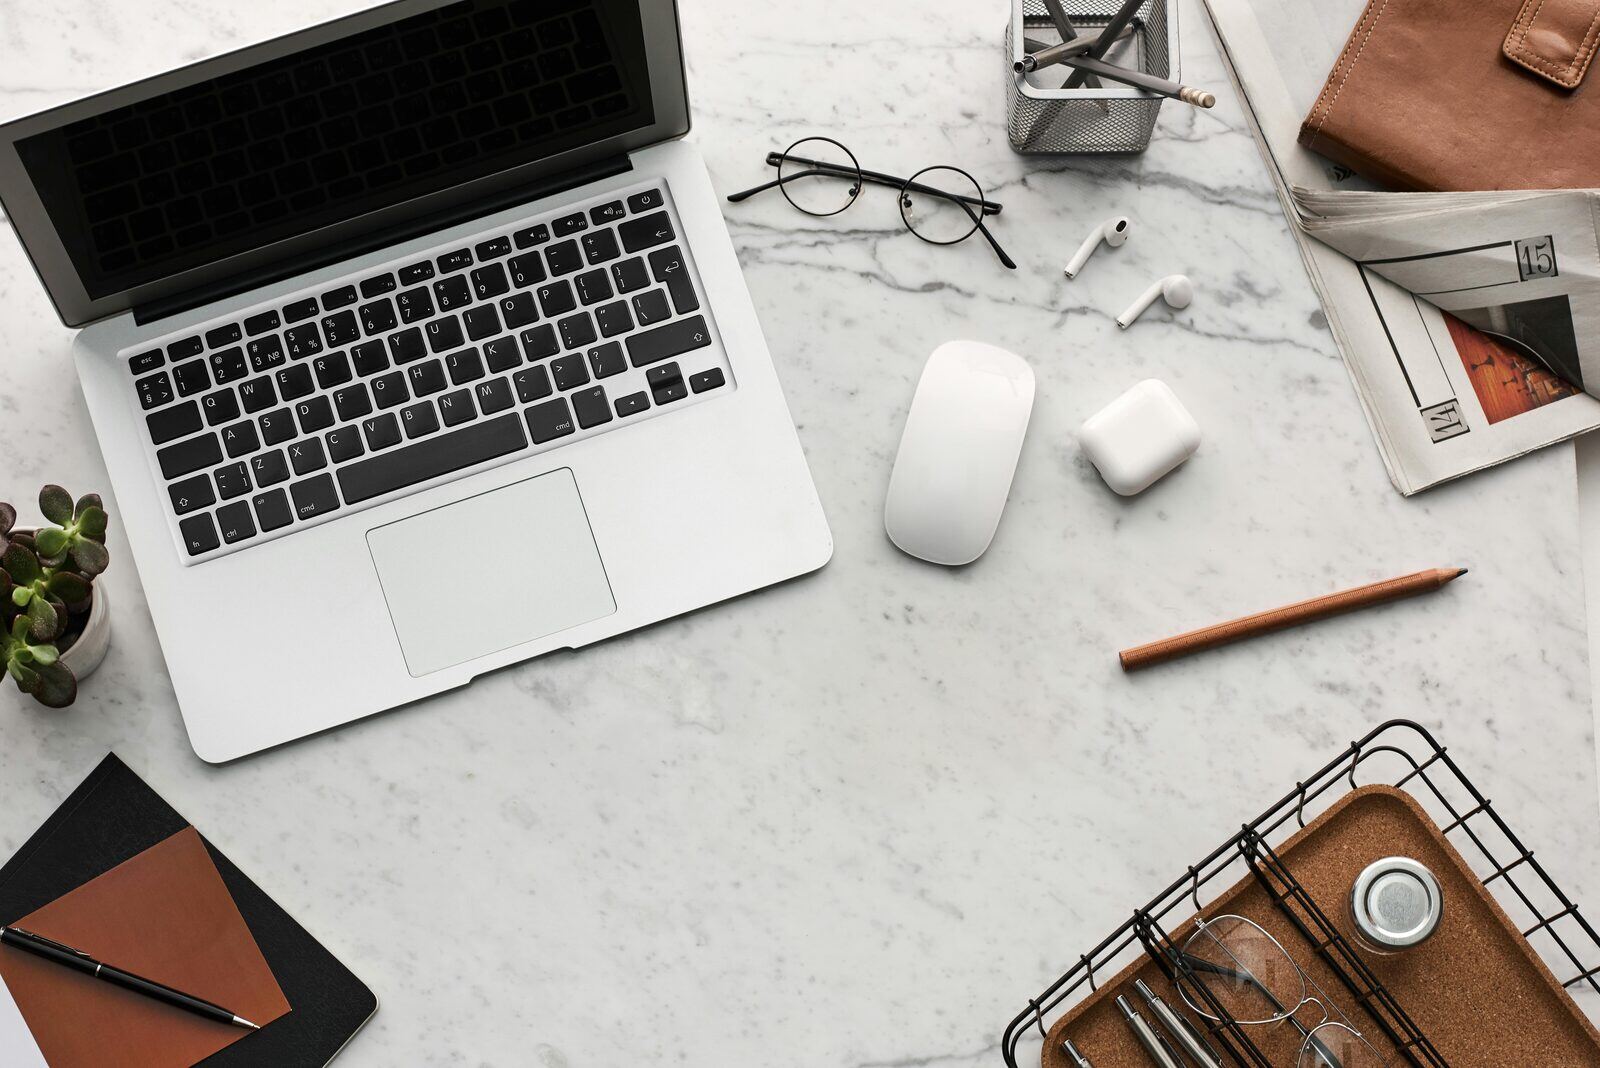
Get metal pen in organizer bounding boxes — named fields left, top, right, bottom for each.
left=1134, top=978, right=1220, bottom=1067
left=1115, top=994, right=1184, bottom=1068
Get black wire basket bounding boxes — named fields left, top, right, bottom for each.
left=1000, top=719, right=1600, bottom=1066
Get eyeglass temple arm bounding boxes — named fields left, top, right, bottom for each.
left=952, top=197, right=1019, bottom=270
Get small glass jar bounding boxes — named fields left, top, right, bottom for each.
left=1349, top=856, right=1443, bottom=955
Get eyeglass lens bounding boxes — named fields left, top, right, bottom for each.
left=777, top=137, right=861, bottom=217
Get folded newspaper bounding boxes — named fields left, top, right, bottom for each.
left=1202, top=0, right=1600, bottom=494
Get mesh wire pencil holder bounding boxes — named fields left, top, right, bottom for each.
left=1004, top=0, right=1178, bottom=154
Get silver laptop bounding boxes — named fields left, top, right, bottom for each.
left=0, top=0, right=832, bottom=761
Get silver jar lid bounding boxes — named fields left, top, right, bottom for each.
left=1351, top=856, right=1442, bottom=949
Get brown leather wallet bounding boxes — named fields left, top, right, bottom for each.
left=1298, top=0, right=1600, bottom=191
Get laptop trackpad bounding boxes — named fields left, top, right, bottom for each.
left=367, top=469, right=616, bottom=676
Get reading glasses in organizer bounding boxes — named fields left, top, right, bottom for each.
left=725, top=136, right=1017, bottom=269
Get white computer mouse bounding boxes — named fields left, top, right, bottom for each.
left=884, top=341, right=1036, bottom=566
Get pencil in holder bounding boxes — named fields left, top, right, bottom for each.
left=1004, top=0, right=1178, bottom=154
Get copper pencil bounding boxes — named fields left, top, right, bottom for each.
left=1119, top=567, right=1468, bottom=672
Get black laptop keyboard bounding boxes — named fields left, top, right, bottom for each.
left=127, top=184, right=731, bottom=562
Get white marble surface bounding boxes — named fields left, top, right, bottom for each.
left=2, top=0, right=1598, bottom=1064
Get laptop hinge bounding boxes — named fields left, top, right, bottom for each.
left=133, top=154, right=633, bottom=327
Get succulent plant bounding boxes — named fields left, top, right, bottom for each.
left=0, top=486, right=111, bottom=709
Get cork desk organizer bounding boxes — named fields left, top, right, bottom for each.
left=1001, top=721, right=1600, bottom=1067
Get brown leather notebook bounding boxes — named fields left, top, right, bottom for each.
left=0, top=827, right=290, bottom=1067
left=1298, top=0, right=1600, bottom=191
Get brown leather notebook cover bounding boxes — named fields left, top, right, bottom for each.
left=0, top=827, right=290, bottom=1068
left=1298, top=0, right=1600, bottom=191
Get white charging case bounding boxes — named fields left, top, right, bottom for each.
left=1078, top=379, right=1201, bottom=496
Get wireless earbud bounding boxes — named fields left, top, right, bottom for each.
left=1063, top=216, right=1131, bottom=279
left=1116, top=274, right=1193, bottom=328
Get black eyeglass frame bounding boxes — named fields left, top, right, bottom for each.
left=726, top=137, right=1017, bottom=270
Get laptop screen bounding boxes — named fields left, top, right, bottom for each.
left=0, top=0, right=686, bottom=327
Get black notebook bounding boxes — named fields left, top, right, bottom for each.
left=0, top=754, right=375, bottom=1066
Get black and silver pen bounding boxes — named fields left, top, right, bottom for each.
left=0, top=926, right=260, bottom=1030
left=1062, top=1037, right=1095, bottom=1067
left=1135, top=979, right=1220, bottom=1068
left=1116, top=994, right=1183, bottom=1068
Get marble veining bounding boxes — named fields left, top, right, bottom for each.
left=0, top=0, right=1596, bottom=1063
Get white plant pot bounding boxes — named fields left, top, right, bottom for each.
left=59, top=582, right=111, bottom=682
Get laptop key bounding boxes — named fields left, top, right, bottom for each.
left=499, top=292, right=538, bottom=330
left=513, top=222, right=549, bottom=248
left=372, top=372, right=409, bottom=409
left=558, top=313, right=597, bottom=350
left=291, top=474, right=340, bottom=520
left=475, top=377, right=513, bottom=414
left=471, top=263, right=510, bottom=301
left=572, top=386, right=611, bottom=429
left=252, top=449, right=291, bottom=488
left=239, top=377, right=276, bottom=413
left=426, top=317, right=465, bottom=353
left=440, top=389, right=477, bottom=427
left=614, top=391, right=649, bottom=417
left=595, top=301, right=633, bottom=338
left=244, top=310, right=281, bottom=336
left=334, top=384, right=373, bottom=422
left=627, top=315, right=711, bottom=367
left=397, top=286, right=436, bottom=323
left=284, top=324, right=324, bottom=360
left=168, top=335, right=204, bottom=360
left=179, top=513, right=220, bottom=557
left=360, top=273, right=397, bottom=297
left=205, top=323, right=242, bottom=348
left=168, top=473, right=215, bottom=515
left=209, top=347, right=247, bottom=384
left=525, top=398, right=575, bottom=444
left=649, top=246, right=699, bottom=313
left=283, top=297, right=320, bottom=323
left=130, top=349, right=164, bottom=374
left=296, top=395, right=335, bottom=434
left=214, top=461, right=251, bottom=500
left=362, top=413, right=402, bottom=450
left=463, top=304, right=501, bottom=341
left=313, top=350, right=353, bottom=390
left=158, top=432, right=223, bottom=479
left=326, top=425, right=365, bottom=463
left=339, top=413, right=528, bottom=504
left=475, top=236, right=511, bottom=261
left=690, top=368, right=726, bottom=393
left=147, top=400, right=201, bottom=444
left=520, top=324, right=559, bottom=360
left=582, top=229, right=620, bottom=265
left=588, top=342, right=626, bottom=378
left=550, top=354, right=590, bottom=391
left=574, top=269, right=612, bottom=305
left=536, top=279, right=575, bottom=317
left=221, top=419, right=260, bottom=459
left=360, top=298, right=398, bottom=335
left=321, top=311, right=360, bottom=347
left=437, top=248, right=473, bottom=273
left=553, top=211, right=587, bottom=236
left=259, top=407, right=296, bottom=446
left=611, top=256, right=649, bottom=293
left=514, top=366, right=552, bottom=403
left=173, top=359, right=211, bottom=396
left=446, top=347, right=485, bottom=385
left=321, top=285, right=358, bottom=310
left=389, top=327, right=426, bottom=364
left=631, top=289, right=670, bottom=326
left=275, top=363, right=314, bottom=401
left=434, top=274, right=472, bottom=312
left=546, top=240, right=582, bottom=276
left=408, top=360, right=447, bottom=396
left=252, top=489, right=294, bottom=532
left=398, top=260, right=435, bottom=285
left=590, top=200, right=625, bottom=225
left=247, top=335, right=285, bottom=373
left=483, top=336, right=521, bottom=373
left=508, top=253, right=545, bottom=288
left=138, top=372, right=176, bottom=410
left=202, top=388, right=240, bottom=426
left=290, top=437, right=328, bottom=475
left=619, top=211, right=675, bottom=252
left=626, top=189, right=663, bottom=213
left=217, top=501, right=257, bottom=544
left=352, top=340, right=390, bottom=376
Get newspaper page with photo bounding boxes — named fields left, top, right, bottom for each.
left=1201, top=0, right=1600, bottom=495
